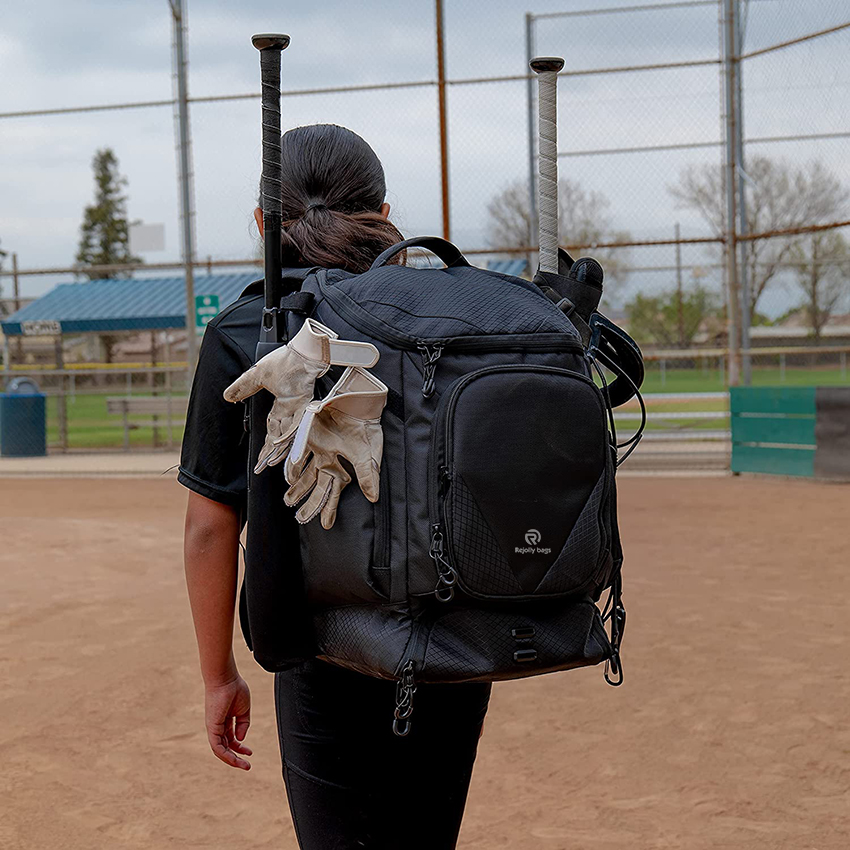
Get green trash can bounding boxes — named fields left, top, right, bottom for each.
left=1, top=377, right=47, bottom=457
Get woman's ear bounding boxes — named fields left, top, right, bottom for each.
left=254, top=207, right=264, bottom=238
left=380, top=202, right=390, bottom=219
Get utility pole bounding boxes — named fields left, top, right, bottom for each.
left=675, top=223, right=685, bottom=348
left=721, top=0, right=742, bottom=386
left=170, top=0, right=198, bottom=369
left=435, top=0, right=451, bottom=241
left=734, top=0, right=752, bottom=384
left=525, top=12, right=537, bottom=272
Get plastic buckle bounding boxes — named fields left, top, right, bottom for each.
left=555, top=297, right=575, bottom=317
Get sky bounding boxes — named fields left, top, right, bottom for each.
left=0, top=0, right=848, bottom=316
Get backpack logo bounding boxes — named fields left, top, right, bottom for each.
left=516, top=529, right=551, bottom=556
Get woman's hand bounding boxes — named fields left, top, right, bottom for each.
left=204, top=674, right=253, bottom=770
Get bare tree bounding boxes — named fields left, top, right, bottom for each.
left=790, top=230, right=850, bottom=341
left=669, top=157, right=850, bottom=316
left=487, top=178, right=632, bottom=287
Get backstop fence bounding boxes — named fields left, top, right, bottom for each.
left=0, top=0, right=847, bottom=459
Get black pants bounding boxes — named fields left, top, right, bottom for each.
left=274, top=659, right=491, bottom=850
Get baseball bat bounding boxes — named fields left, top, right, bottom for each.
left=252, top=33, right=290, bottom=348
left=530, top=56, right=565, bottom=275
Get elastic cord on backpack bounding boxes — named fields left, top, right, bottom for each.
left=588, top=349, right=647, bottom=468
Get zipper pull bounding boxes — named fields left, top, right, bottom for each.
left=604, top=575, right=626, bottom=687
left=393, top=661, right=417, bottom=736
left=418, top=343, right=444, bottom=398
left=438, top=464, right=453, bottom=493
left=429, top=523, right=458, bottom=602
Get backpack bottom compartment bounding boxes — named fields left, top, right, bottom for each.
left=313, top=598, right=612, bottom=685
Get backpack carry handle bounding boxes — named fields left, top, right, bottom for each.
left=370, top=237, right=471, bottom=271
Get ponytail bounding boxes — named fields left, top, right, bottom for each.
left=260, top=124, right=406, bottom=274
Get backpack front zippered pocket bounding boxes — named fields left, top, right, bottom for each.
left=428, top=365, right=612, bottom=603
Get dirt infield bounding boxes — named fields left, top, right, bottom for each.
left=1, top=476, right=848, bottom=849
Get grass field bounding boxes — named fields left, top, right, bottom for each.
left=2, top=365, right=845, bottom=449
left=639, top=364, right=849, bottom=394
left=45, top=393, right=185, bottom=450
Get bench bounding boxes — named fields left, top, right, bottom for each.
left=106, top=396, right=188, bottom=450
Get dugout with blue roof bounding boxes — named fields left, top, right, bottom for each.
left=1, top=272, right=259, bottom=336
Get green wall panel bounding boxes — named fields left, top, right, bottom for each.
left=730, top=387, right=816, bottom=415
left=731, top=445, right=815, bottom=477
left=731, top=416, right=816, bottom=446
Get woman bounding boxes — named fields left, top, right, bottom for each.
left=180, top=124, right=491, bottom=849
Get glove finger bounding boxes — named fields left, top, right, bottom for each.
left=352, top=458, right=381, bottom=503
left=284, top=458, right=318, bottom=507
left=223, top=367, right=264, bottom=403
left=320, top=473, right=349, bottom=530
left=284, top=451, right=307, bottom=486
left=254, top=433, right=279, bottom=474
left=295, top=469, right=335, bottom=524
left=264, top=432, right=295, bottom=469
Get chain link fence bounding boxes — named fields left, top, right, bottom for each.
left=1, top=0, right=847, bottom=459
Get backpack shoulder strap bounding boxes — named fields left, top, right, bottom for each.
left=239, top=267, right=314, bottom=300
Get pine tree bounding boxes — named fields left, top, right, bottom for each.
left=76, top=148, right=141, bottom=280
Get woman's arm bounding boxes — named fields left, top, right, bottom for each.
left=184, top=491, right=252, bottom=771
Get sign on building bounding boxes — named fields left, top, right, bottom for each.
left=195, top=294, right=220, bottom=335
left=21, top=320, right=62, bottom=336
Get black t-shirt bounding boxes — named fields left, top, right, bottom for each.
left=178, top=291, right=263, bottom=510
left=178, top=274, right=318, bottom=669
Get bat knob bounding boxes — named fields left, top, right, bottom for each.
left=530, top=56, right=564, bottom=74
left=252, top=33, right=290, bottom=52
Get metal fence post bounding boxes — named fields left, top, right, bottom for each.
left=12, top=253, right=23, bottom=362
left=734, top=0, right=752, bottom=385
left=165, top=333, right=174, bottom=449
left=721, top=0, right=742, bottom=386
left=55, top=334, right=68, bottom=451
left=170, top=0, right=198, bottom=373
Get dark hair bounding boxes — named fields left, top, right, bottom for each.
left=259, top=124, right=404, bottom=273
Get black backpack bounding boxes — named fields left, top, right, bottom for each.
left=241, top=236, right=644, bottom=735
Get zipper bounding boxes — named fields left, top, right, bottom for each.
left=429, top=364, right=609, bottom=603
left=418, top=343, right=444, bottom=399
left=592, top=443, right=621, bottom=592
left=373, top=461, right=391, bottom=569
left=392, top=660, right=417, bottom=736
left=319, top=277, right=584, bottom=396
left=392, top=620, right=427, bottom=736
left=429, top=518, right=458, bottom=602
